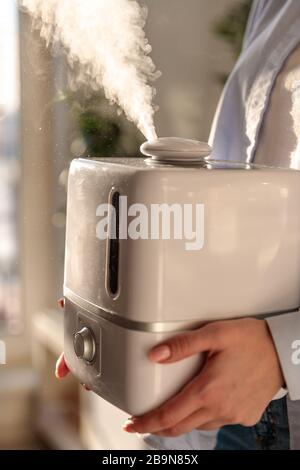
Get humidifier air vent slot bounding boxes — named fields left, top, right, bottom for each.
left=107, top=190, right=120, bottom=297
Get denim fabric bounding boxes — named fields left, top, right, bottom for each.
left=215, top=398, right=290, bottom=450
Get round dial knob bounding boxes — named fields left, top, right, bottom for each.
left=74, top=327, right=96, bottom=363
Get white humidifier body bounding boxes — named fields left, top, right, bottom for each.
left=64, top=138, right=300, bottom=415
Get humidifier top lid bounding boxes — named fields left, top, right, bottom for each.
left=140, top=137, right=211, bottom=164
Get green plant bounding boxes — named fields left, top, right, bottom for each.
left=62, top=89, right=143, bottom=158
left=79, top=110, right=122, bottom=157
left=214, top=0, right=253, bottom=58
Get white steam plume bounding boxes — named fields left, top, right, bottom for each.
left=20, top=0, right=160, bottom=140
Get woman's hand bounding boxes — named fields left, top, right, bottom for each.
left=55, top=299, right=70, bottom=379
left=54, top=298, right=90, bottom=390
left=55, top=351, right=70, bottom=379
left=123, top=318, right=285, bottom=437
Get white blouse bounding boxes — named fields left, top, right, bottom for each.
left=255, top=42, right=300, bottom=169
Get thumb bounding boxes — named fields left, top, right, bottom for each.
left=148, top=323, right=221, bottom=363
left=55, top=352, right=70, bottom=379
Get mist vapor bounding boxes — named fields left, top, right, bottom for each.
left=20, top=0, right=160, bottom=140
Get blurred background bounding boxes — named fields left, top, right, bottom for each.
left=0, top=0, right=251, bottom=449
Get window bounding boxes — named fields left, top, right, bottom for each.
left=0, top=0, right=21, bottom=334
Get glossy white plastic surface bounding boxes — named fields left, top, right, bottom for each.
left=65, top=158, right=300, bottom=324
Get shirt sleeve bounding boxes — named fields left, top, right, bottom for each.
left=242, top=0, right=268, bottom=50
left=266, top=311, right=300, bottom=401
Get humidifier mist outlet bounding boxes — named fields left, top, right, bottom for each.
left=140, top=137, right=212, bottom=163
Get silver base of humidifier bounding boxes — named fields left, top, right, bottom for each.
left=64, top=292, right=202, bottom=416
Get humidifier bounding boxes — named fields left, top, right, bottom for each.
left=64, top=137, right=300, bottom=415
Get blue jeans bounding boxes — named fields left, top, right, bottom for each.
left=215, top=397, right=290, bottom=450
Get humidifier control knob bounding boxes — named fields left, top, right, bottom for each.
left=74, top=327, right=96, bottom=363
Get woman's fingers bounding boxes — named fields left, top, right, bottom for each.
left=152, top=408, right=211, bottom=437
left=152, top=408, right=224, bottom=437
left=55, top=352, right=70, bottom=379
left=148, top=323, right=223, bottom=364
left=56, top=298, right=89, bottom=391
left=55, top=353, right=90, bottom=390
left=123, top=375, right=207, bottom=434
left=55, top=301, right=68, bottom=378
left=196, top=421, right=224, bottom=431
left=81, top=383, right=91, bottom=391
left=55, top=300, right=70, bottom=378
left=55, top=299, right=89, bottom=390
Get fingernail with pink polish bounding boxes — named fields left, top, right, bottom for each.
left=150, top=345, right=171, bottom=362
left=81, top=383, right=91, bottom=391
left=123, top=419, right=136, bottom=433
